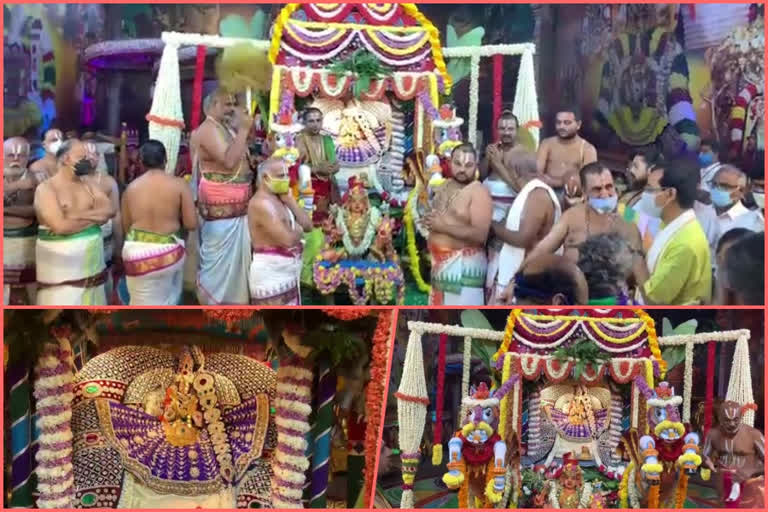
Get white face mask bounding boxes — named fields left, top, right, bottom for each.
left=47, top=140, right=62, bottom=155
left=753, top=192, right=765, bottom=210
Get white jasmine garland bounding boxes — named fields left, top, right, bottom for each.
left=460, top=336, right=472, bottom=419
left=683, top=342, right=694, bottom=423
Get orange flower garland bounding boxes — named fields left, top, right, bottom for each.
left=492, top=309, right=521, bottom=363
left=635, top=309, right=666, bottom=377
left=202, top=310, right=257, bottom=331
left=363, top=310, right=393, bottom=504
left=322, top=309, right=372, bottom=321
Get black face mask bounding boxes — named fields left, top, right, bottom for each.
left=73, top=158, right=94, bottom=176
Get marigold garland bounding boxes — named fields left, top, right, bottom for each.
left=636, top=309, right=666, bottom=377
left=404, top=188, right=430, bottom=293
left=647, top=483, right=660, bottom=509
left=618, top=461, right=631, bottom=508
left=674, top=472, right=689, bottom=508
left=363, top=310, right=393, bottom=504
left=322, top=309, right=372, bottom=321
left=202, top=310, right=257, bottom=331
left=493, top=309, right=521, bottom=362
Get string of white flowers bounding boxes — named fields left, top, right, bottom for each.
left=407, top=321, right=505, bottom=340
left=460, top=335, right=472, bottom=420
left=631, top=383, right=639, bottom=429
left=682, top=342, right=694, bottom=423
left=627, top=465, right=640, bottom=508
left=467, top=54, right=480, bottom=146
left=161, top=31, right=270, bottom=49
left=658, top=329, right=750, bottom=345
left=725, top=334, right=755, bottom=426
left=397, top=330, right=428, bottom=509
left=513, top=48, right=540, bottom=147
left=442, top=43, right=537, bottom=58
left=148, top=42, right=183, bottom=174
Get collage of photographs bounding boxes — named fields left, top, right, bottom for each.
left=1, top=1, right=765, bottom=511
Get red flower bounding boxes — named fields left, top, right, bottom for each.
left=322, top=309, right=372, bottom=320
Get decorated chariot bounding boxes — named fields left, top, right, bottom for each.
left=396, top=309, right=761, bottom=508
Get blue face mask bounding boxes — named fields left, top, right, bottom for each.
left=638, top=191, right=664, bottom=218
left=710, top=187, right=734, bottom=208
left=588, top=194, right=618, bottom=215
left=699, top=152, right=714, bottom=167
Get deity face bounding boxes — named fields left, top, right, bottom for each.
left=462, top=404, right=499, bottom=445
left=3, top=138, right=30, bottom=175
left=555, top=111, right=581, bottom=140
left=562, top=469, right=581, bottom=491
left=436, top=127, right=462, bottom=157
left=346, top=191, right=369, bottom=215
left=716, top=401, right=743, bottom=436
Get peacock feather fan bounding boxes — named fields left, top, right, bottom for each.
left=216, top=43, right=272, bottom=94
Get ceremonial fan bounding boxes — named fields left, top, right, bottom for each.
left=216, top=43, right=272, bottom=116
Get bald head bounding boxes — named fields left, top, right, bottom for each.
left=515, top=254, right=589, bottom=305
left=56, top=139, right=92, bottom=177
left=4, top=137, right=31, bottom=175
left=258, top=158, right=288, bottom=182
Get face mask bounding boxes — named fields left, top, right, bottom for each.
left=638, top=191, right=664, bottom=218
left=588, top=194, right=617, bottom=215
left=752, top=192, right=764, bottom=209
left=710, top=187, right=734, bottom=208
left=73, top=158, right=94, bottom=176
left=698, top=152, right=714, bottom=167
left=265, top=175, right=290, bottom=195
left=47, top=140, right=62, bottom=155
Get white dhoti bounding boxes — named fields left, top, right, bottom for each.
left=36, top=225, right=107, bottom=305
left=101, top=219, right=115, bottom=303
left=196, top=176, right=252, bottom=305
left=248, top=248, right=302, bottom=305
left=4, top=225, right=38, bottom=305
left=122, top=229, right=186, bottom=305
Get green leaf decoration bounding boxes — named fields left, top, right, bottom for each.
left=219, top=10, right=267, bottom=40
left=460, top=309, right=498, bottom=385
left=303, top=325, right=367, bottom=367
left=328, top=49, right=394, bottom=99
left=445, top=25, right=485, bottom=85
left=552, top=339, right=611, bottom=379
left=660, top=318, right=698, bottom=372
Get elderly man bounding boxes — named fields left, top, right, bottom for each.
left=710, top=164, right=764, bottom=237
left=525, top=163, right=644, bottom=267
left=424, top=143, right=493, bottom=305
left=247, top=158, right=313, bottom=305
left=190, top=90, right=253, bottom=304
left=33, top=139, right=116, bottom=305
left=4, top=137, right=39, bottom=304
left=29, top=129, right=64, bottom=181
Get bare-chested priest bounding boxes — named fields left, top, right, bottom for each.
left=424, top=143, right=493, bottom=305
left=296, top=107, right=340, bottom=224
left=33, top=139, right=116, bottom=305
left=524, top=163, right=645, bottom=288
left=4, top=137, right=39, bottom=304
left=703, top=400, right=764, bottom=508
left=247, top=158, right=313, bottom=305
left=121, top=140, right=198, bottom=305
left=29, top=128, right=64, bottom=181
left=191, top=90, right=253, bottom=304
left=537, top=107, right=597, bottom=201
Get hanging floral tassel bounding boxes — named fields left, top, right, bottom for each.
left=395, top=330, right=429, bottom=509
left=674, top=472, right=689, bottom=508
left=703, top=341, right=716, bottom=437
left=432, top=333, right=447, bottom=465
left=271, top=357, right=313, bottom=509
left=492, top=54, right=503, bottom=142
left=8, top=361, right=34, bottom=507
left=190, top=44, right=206, bottom=131
left=309, top=359, right=335, bottom=508
left=726, top=334, right=755, bottom=426
left=147, top=41, right=185, bottom=174
left=33, top=329, right=75, bottom=508
left=363, top=310, right=393, bottom=505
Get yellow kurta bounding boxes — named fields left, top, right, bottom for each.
left=643, top=219, right=712, bottom=305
